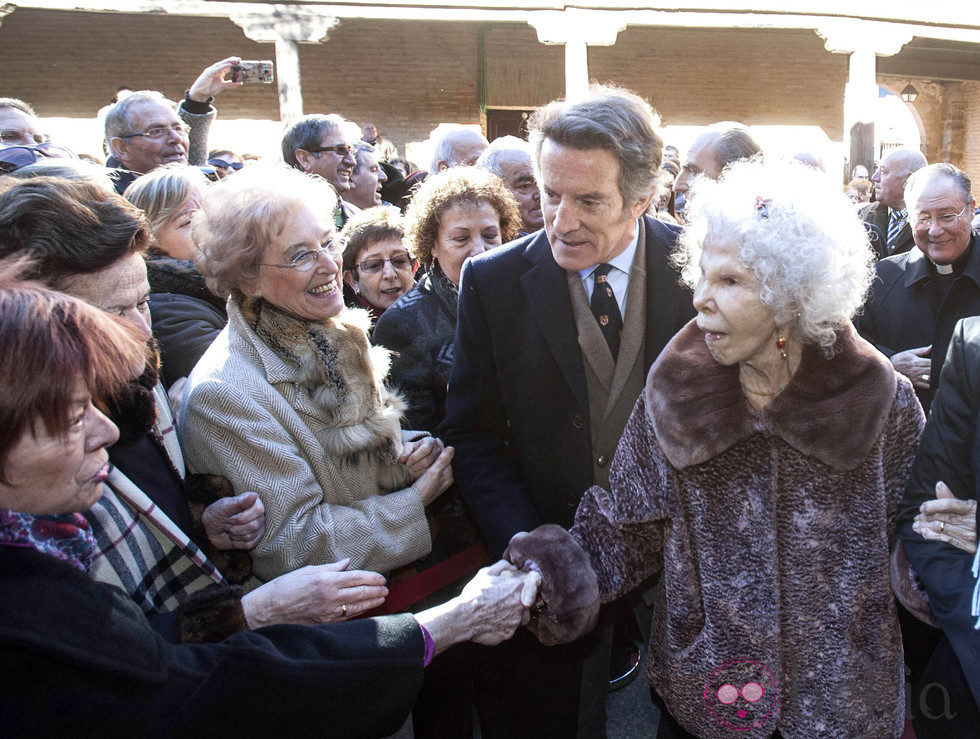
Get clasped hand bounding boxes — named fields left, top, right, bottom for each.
left=458, top=560, right=542, bottom=645
left=913, top=481, right=977, bottom=554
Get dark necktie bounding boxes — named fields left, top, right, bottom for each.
left=887, top=208, right=906, bottom=253
left=590, top=263, right=623, bottom=360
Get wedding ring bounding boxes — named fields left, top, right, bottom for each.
left=341, top=603, right=348, bottom=617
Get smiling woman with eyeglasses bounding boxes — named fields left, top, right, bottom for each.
left=339, top=206, right=416, bottom=320
left=179, top=163, right=455, bottom=593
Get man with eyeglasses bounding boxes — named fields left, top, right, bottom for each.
left=282, top=113, right=360, bottom=229
left=104, top=57, right=245, bottom=192
left=859, top=163, right=980, bottom=414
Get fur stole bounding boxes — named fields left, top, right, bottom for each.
left=240, top=296, right=407, bottom=475
left=646, top=320, right=897, bottom=470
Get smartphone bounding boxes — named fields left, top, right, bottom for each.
left=231, top=61, right=274, bottom=84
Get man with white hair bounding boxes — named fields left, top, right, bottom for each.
left=858, top=162, right=979, bottom=413
left=861, top=147, right=928, bottom=259
left=671, top=121, right=762, bottom=221
left=475, top=136, right=543, bottom=234
left=429, top=126, right=488, bottom=172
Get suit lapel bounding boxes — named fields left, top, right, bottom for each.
left=520, top=235, right=589, bottom=413
left=567, top=272, right=614, bottom=394
left=607, top=224, right=647, bottom=417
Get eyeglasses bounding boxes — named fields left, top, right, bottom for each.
left=208, top=158, right=244, bottom=171
left=0, top=129, right=49, bottom=147
left=355, top=253, right=414, bottom=275
left=304, top=144, right=354, bottom=159
left=715, top=682, right=765, bottom=705
left=0, top=143, right=78, bottom=173
left=913, top=206, right=970, bottom=230
left=262, top=245, right=338, bottom=273
left=117, top=122, right=191, bottom=140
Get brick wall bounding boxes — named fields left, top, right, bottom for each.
left=588, top=27, right=848, bottom=138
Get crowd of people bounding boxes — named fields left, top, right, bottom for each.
left=1, top=55, right=979, bottom=738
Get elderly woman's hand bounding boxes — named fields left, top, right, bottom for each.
left=409, top=446, right=454, bottom=506
left=240, top=559, right=388, bottom=629
left=913, top=481, right=977, bottom=554
left=414, top=560, right=541, bottom=655
left=400, top=436, right=444, bottom=480
left=202, top=492, right=266, bottom=550
left=461, top=560, right=542, bottom=645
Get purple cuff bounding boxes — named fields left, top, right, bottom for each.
left=419, top=624, right=436, bottom=667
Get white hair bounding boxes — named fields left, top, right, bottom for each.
left=475, top=136, right=531, bottom=177
left=429, top=126, right=487, bottom=172
left=674, top=158, right=875, bottom=354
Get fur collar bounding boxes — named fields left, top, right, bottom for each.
left=235, top=295, right=407, bottom=472
left=645, top=320, right=897, bottom=470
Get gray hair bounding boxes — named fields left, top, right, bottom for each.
left=352, top=142, right=376, bottom=175
left=884, top=148, right=928, bottom=179
left=709, top=122, right=762, bottom=171
left=905, top=163, right=973, bottom=213
left=527, top=84, right=663, bottom=206
left=280, top=113, right=350, bottom=169
left=475, top=136, right=531, bottom=178
left=674, top=158, right=875, bottom=354
left=0, top=97, right=36, bottom=117
left=104, top=90, right=177, bottom=142
left=429, top=126, right=488, bottom=172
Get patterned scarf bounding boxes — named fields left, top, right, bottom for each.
left=0, top=507, right=98, bottom=572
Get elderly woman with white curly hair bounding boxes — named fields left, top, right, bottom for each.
left=504, top=159, right=926, bottom=738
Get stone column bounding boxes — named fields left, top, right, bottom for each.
left=818, top=22, right=912, bottom=176
left=529, top=9, right=626, bottom=101
left=230, top=6, right=339, bottom=125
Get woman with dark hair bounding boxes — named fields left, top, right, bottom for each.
left=0, top=272, right=540, bottom=734
left=340, top=205, right=416, bottom=320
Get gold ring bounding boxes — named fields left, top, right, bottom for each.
left=341, top=604, right=348, bottom=617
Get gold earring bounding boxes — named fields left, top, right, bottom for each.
left=776, top=328, right=788, bottom=359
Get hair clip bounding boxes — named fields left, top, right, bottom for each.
left=755, top=196, right=772, bottom=218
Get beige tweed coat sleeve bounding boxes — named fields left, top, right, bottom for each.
left=179, top=330, right=432, bottom=582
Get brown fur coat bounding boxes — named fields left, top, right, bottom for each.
left=570, top=320, right=924, bottom=738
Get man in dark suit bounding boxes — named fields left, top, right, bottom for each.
left=860, top=148, right=927, bottom=260
left=442, top=86, right=694, bottom=737
left=897, top=315, right=980, bottom=737
left=858, top=163, right=980, bottom=413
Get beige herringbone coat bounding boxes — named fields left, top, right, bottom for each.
left=178, top=298, right=431, bottom=585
